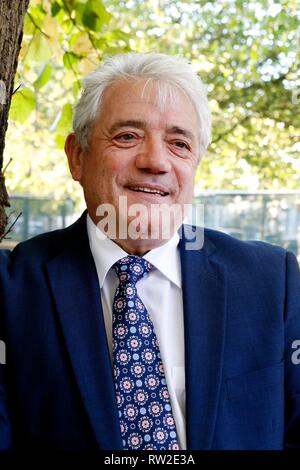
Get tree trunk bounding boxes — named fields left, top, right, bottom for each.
left=0, top=0, right=29, bottom=239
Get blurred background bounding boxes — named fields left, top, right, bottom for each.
left=1, top=0, right=299, bottom=258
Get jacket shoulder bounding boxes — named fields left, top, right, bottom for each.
left=1, top=212, right=87, bottom=268
left=204, top=226, right=286, bottom=254
left=202, top=226, right=290, bottom=271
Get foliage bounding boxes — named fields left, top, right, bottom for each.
left=4, top=0, right=300, bottom=207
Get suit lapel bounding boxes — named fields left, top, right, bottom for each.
left=180, top=226, right=227, bottom=449
left=46, top=214, right=122, bottom=449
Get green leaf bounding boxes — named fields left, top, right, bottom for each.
left=72, top=79, right=82, bottom=97
left=51, top=1, right=61, bottom=17
left=111, top=29, right=131, bottom=42
left=74, top=3, right=85, bottom=28
left=56, top=103, right=73, bottom=133
left=26, top=32, right=51, bottom=63
left=23, top=13, right=36, bottom=35
left=27, top=5, right=46, bottom=28
left=55, top=134, right=66, bottom=149
left=89, top=0, right=111, bottom=23
left=33, top=64, right=52, bottom=91
left=82, top=10, right=98, bottom=31
left=63, top=51, right=80, bottom=70
left=82, top=0, right=111, bottom=32
left=55, top=103, right=73, bottom=148
left=9, top=88, right=35, bottom=124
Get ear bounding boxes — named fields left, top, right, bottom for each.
left=65, top=133, right=84, bottom=183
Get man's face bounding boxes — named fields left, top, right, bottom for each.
left=67, top=78, right=200, bottom=254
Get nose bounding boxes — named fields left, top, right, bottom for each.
left=135, top=135, right=172, bottom=174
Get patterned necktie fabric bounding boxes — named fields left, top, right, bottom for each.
left=112, top=255, right=179, bottom=450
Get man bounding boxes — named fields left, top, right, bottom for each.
left=0, top=52, right=300, bottom=450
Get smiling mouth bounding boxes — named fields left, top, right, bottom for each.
left=126, top=186, right=169, bottom=197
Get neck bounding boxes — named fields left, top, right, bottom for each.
left=110, top=237, right=167, bottom=256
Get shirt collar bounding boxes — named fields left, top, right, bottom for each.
left=86, top=214, right=182, bottom=288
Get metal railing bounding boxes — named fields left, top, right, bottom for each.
left=2, top=195, right=74, bottom=246
left=1, top=192, right=300, bottom=259
left=193, top=190, right=300, bottom=258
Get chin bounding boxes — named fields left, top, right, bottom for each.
left=130, top=222, right=177, bottom=244
left=122, top=237, right=171, bottom=256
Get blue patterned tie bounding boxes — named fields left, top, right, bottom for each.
left=112, top=255, right=179, bottom=450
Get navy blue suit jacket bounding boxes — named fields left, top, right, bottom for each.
left=0, top=212, right=300, bottom=450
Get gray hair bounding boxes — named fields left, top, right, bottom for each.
left=73, top=52, right=211, bottom=158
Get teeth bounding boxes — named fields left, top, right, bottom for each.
left=131, top=187, right=166, bottom=196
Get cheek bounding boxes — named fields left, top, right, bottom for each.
left=104, top=150, right=132, bottom=175
left=81, top=165, right=106, bottom=196
left=83, top=156, right=110, bottom=181
left=176, top=164, right=196, bottom=192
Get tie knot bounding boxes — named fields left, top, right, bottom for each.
left=113, top=255, right=152, bottom=285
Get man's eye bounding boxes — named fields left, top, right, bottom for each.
left=115, top=133, right=136, bottom=141
left=174, top=141, right=190, bottom=150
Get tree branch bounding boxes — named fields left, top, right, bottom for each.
left=2, top=157, right=12, bottom=174
left=26, top=12, right=50, bottom=38
left=1, top=211, right=22, bottom=241
left=211, top=116, right=250, bottom=144
left=12, top=84, right=21, bottom=95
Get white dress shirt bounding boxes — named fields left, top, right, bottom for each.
left=86, top=214, right=187, bottom=449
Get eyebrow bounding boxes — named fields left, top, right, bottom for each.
left=108, top=120, right=195, bottom=142
left=166, top=126, right=195, bottom=142
left=108, top=120, right=147, bottom=134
